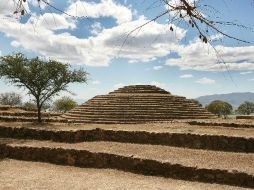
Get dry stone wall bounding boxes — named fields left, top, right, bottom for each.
left=61, top=85, right=214, bottom=124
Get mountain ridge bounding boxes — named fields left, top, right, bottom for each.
left=196, top=92, right=254, bottom=108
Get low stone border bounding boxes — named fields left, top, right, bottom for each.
left=188, top=120, right=254, bottom=128
left=236, top=115, right=254, bottom=119
left=0, top=144, right=253, bottom=188
left=0, top=125, right=253, bottom=153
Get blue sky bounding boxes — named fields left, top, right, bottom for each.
left=0, top=0, right=254, bottom=103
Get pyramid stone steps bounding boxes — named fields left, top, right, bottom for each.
left=67, top=111, right=213, bottom=117
left=0, top=138, right=253, bottom=188
left=60, top=85, right=214, bottom=123
left=68, top=109, right=213, bottom=117
left=75, top=104, right=206, bottom=110
left=82, top=103, right=198, bottom=107
left=70, top=106, right=208, bottom=111
left=64, top=111, right=213, bottom=117
left=61, top=116, right=210, bottom=121
left=61, top=116, right=214, bottom=124
left=109, top=85, right=171, bottom=94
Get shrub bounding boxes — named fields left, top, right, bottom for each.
left=0, top=92, right=22, bottom=106
left=236, top=101, right=254, bottom=115
left=206, top=100, right=233, bottom=118
left=53, top=97, right=78, bottom=113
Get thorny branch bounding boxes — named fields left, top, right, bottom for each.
left=12, top=0, right=252, bottom=45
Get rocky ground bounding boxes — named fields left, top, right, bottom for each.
left=0, top=119, right=253, bottom=189
left=0, top=159, right=252, bottom=190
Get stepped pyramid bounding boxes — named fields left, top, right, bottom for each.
left=60, top=85, right=214, bottom=123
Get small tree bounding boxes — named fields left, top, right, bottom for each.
left=0, top=53, right=88, bottom=122
left=206, top=100, right=233, bottom=118
left=236, top=101, right=254, bottom=115
left=53, top=96, right=78, bottom=113
left=0, top=92, right=22, bottom=106
left=190, top=99, right=202, bottom=107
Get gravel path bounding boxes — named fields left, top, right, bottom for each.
left=0, top=159, right=252, bottom=190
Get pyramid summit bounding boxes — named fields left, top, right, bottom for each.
left=60, top=85, right=214, bottom=123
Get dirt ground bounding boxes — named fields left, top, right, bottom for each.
left=0, top=159, right=252, bottom=190
left=1, top=120, right=254, bottom=138
left=3, top=138, right=253, bottom=175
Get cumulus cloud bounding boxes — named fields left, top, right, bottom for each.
left=30, top=0, right=51, bottom=9
left=0, top=1, right=15, bottom=15
left=180, top=74, right=193, bottom=78
left=153, top=66, right=163, bottom=70
left=240, top=71, right=252, bottom=75
left=11, top=40, right=21, bottom=48
left=195, top=77, right=215, bottom=85
left=0, top=14, right=185, bottom=66
left=91, top=22, right=103, bottom=36
left=166, top=40, right=254, bottom=71
left=35, top=13, right=76, bottom=30
left=66, top=0, right=132, bottom=24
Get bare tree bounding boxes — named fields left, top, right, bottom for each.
left=12, top=0, right=253, bottom=45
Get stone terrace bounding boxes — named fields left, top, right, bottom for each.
left=60, top=85, right=214, bottom=123
left=0, top=121, right=253, bottom=188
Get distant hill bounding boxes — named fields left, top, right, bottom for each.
left=196, top=92, right=254, bottom=108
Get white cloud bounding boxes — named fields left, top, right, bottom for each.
left=10, top=40, right=21, bottom=48
left=195, top=77, right=215, bottom=85
left=0, top=1, right=15, bottom=16
left=66, top=0, right=133, bottom=24
left=153, top=66, right=163, bottom=70
left=30, top=0, right=51, bottom=9
left=91, top=22, right=103, bottom=36
left=166, top=40, right=254, bottom=71
left=35, top=13, right=76, bottom=30
left=0, top=15, right=185, bottom=67
left=180, top=74, right=193, bottom=78
left=150, top=81, right=166, bottom=89
left=91, top=80, right=101, bottom=85
left=240, top=71, right=252, bottom=75
left=248, top=79, right=254, bottom=81
left=128, top=59, right=138, bottom=63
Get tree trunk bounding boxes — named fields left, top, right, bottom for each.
left=36, top=99, right=42, bottom=123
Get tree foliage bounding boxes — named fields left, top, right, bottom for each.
left=190, top=99, right=202, bottom=107
left=206, top=100, right=233, bottom=118
left=53, top=96, right=78, bottom=113
left=236, top=101, right=254, bottom=115
left=0, top=92, right=22, bottom=106
left=0, top=53, right=88, bottom=122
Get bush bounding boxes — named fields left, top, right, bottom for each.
left=236, top=101, right=254, bottom=115
left=53, top=97, right=78, bottom=113
left=23, top=101, right=50, bottom=111
left=0, top=92, right=22, bottom=106
left=206, top=100, right=233, bottom=118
